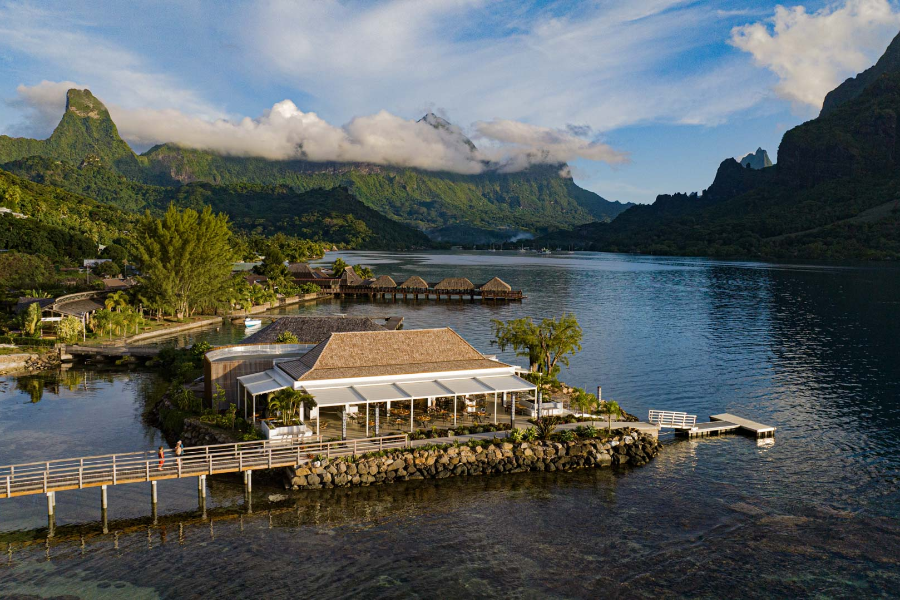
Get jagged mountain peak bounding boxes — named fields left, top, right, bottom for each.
left=418, top=112, right=477, bottom=152
left=821, top=29, right=900, bottom=116
left=739, top=148, right=773, bottom=170
left=65, top=88, right=109, bottom=119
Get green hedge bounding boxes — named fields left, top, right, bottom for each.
left=0, top=335, right=57, bottom=347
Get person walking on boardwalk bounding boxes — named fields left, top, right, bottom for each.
left=174, top=440, right=184, bottom=469
left=157, top=446, right=165, bottom=471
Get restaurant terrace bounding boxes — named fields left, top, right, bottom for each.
left=236, top=328, right=539, bottom=439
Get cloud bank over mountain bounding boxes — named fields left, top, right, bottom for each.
left=10, top=83, right=627, bottom=174
left=730, top=0, right=900, bottom=109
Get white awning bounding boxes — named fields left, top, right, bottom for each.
left=476, top=374, right=536, bottom=393
left=353, top=383, right=410, bottom=403
left=238, top=370, right=288, bottom=396
left=395, top=380, right=452, bottom=398
left=437, top=377, right=493, bottom=395
left=305, top=373, right=535, bottom=407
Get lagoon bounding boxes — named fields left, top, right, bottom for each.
left=1, top=251, right=899, bottom=596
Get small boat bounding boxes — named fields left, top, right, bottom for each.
left=540, top=248, right=552, bottom=255
left=244, top=318, right=262, bottom=327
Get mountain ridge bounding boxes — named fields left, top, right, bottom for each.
left=0, top=90, right=632, bottom=242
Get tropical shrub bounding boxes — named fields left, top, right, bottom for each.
left=275, top=331, right=299, bottom=344
left=55, top=316, right=84, bottom=344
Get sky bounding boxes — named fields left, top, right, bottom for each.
left=1, top=0, right=900, bottom=204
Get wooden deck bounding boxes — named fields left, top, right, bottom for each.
left=710, top=413, right=776, bottom=438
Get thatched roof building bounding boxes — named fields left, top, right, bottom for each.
left=366, top=275, right=397, bottom=288
left=478, top=277, right=512, bottom=292
left=398, top=275, right=429, bottom=290
left=433, top=277, right=474, bottom=290
left=340, top=268, right=363, bottom=286
left=241, top=316, right=391, bottom=345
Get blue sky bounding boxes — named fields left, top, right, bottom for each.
left=1, top=0, right=899, bottom=203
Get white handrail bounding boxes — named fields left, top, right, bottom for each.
left=0, top=434, right=409, bottom=498
left=648, top=409, right=697, bottom=429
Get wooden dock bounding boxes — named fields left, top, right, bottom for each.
left=649, top=409, right=775, bottom=439
left=709, top=413, right=776, bottom=438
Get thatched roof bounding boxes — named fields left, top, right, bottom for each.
left=287, top=262, right=315, bottom=276
left=366, top=275, right=397, bottom=288
left=433, top=277, right=474, bottom=290
left=242, top=316, right=387, bottom=345
left=278, top=328, right=508, bottom=381
left=478, top=277, right=512, bottom=291
left=398, top=275, right=429, bottom=289
left=341, top=268, right=363, bottom=286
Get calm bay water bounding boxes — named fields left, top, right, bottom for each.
left=1, top=251, right=899, bottom=597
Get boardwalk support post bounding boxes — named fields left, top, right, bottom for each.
left=101, top=485, right=108, bottom=510
left=199, top=475, right=206, bottom=498
left=46, top=492, right=54, bottom=516
left=245, top=470, right=252, bottom=492
left=151, top=481, right=158, bottom=505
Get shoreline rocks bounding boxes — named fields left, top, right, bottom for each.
left=283, top=432, right=660, bottom=491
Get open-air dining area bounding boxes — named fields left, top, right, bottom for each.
left=235, top=328, right=542, bottom=442
left=312, top=392, right=537, bottom=440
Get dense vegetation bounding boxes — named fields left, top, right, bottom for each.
left=0, top=89, right=629, bottom=244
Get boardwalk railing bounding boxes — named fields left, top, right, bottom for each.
left=0, top=435, right=408, bottom=499
left=648, top=410, right=697, bottom=430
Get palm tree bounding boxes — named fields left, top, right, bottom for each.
left=572, top=389, right=599, bottom=426
left=598, top=400, right=622, bottom=432
left=331, top=258, right=349, bottom=278
left=105, top=291, right=128, bottom=312
left=269, top=388, right=316, bottom=425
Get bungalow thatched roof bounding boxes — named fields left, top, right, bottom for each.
left=341, top=268, right=363, bottom=286
left=287, top=262, right=315, bottom=276
left=277, top=328, right=508, bottom=381
left=367, top=275, right=397, bottom=288
left=478, top=277, right=512, bottom=291
left=433, top=277, right=474, bottom=290
left=398, top=275, right=429, bottom=289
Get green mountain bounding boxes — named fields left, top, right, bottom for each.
left=0, top=90, right=631, bottom=243
left=0, top=89, right=142, bottom=177
left=539, top=32, right=900, bottom=260
left=1, top=156, right=431, bottom=249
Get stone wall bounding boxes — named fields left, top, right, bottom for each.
left=284, top=432, right=660, bottom=491
left=180, top=417, right=241, bottom=446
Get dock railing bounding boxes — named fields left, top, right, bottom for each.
left=0, top=434, right=408, bottom=499
left=648, top=410, right=697, bottom=430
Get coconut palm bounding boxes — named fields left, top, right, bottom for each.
left=571, top=389, right=599, bottom=426
left=105, top=291, right=129, bottom=312
left=598, top=400, right=622, bottom=432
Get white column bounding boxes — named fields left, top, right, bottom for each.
left=453, top=396, right=457, bottom=427
left=252, top=394, right=256, bottom=423
left=410, top=398, right=414, bottom=432
left=494, top=393, right=498, bottom=425
left=366, top=403, right=370, bottom=437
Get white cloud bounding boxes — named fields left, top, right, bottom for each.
left=473, top=120, right=628, bottom=171
left=730, top=0, right=900, bottom=109
left=4, top=79, right=81, bottom=136
left=11, top=83, right=626, bottom=173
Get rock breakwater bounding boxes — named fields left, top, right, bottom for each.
left=284, top=431, right=660, bottom=491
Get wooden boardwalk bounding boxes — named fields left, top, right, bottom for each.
left=0, top=435, right=408, bottom=500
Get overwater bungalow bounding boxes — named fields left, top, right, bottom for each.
left=366, top=275, right=397, bottom=289
left=433, top=277, right=475, bottom=292
left=235, top=328, right=538, bottom=440
left=397, top=275, right=429, bottom=292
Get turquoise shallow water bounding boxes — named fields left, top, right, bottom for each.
left=1, top=251, right=899, bottom=597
